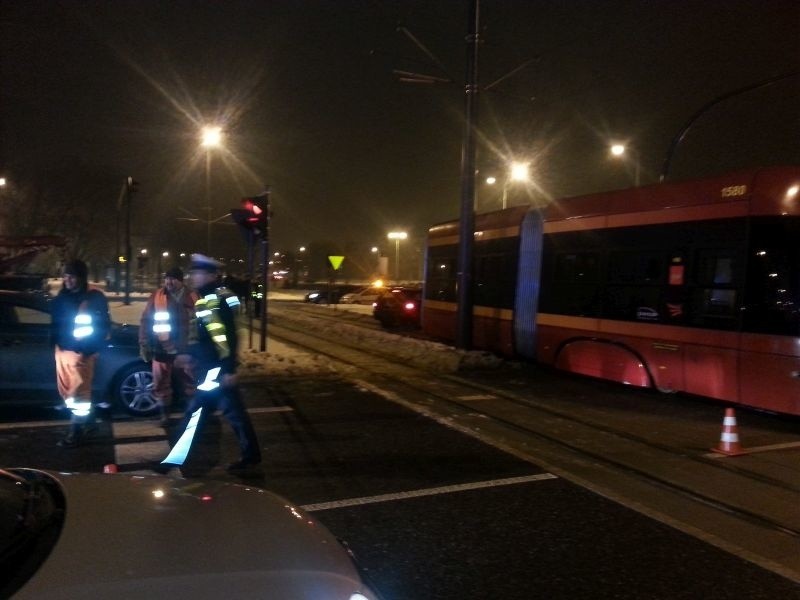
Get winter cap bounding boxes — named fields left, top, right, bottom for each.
left=164, top=266, right=184, bottom=280
left=189, top=253, right=223, bottom=273
left=63, top=259, right=88, bottom=280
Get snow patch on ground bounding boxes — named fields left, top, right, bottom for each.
left=107, top=290, right=502, bottom=380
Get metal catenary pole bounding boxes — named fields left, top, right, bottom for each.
left=456, top=0, right=480, bottom=350
left=124, top=177, right=134, bottom=306
left=259, top=188, right=270, bottom=352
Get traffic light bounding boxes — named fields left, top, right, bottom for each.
left=231, top=193, right=270, bottom=240
left=126, top=177, right=139, bottom=195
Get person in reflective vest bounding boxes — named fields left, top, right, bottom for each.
left=139, top=266, right=199, bottom=427
left=158, top=253, right=261, bottom=475
left=50, top=259, right=110, bottom=448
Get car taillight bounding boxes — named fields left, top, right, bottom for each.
left=404, top=302, right=416, bottom=311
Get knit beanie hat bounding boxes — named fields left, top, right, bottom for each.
left=63, top=259, right=88, bottom=280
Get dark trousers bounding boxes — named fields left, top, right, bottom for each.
left=174, top=385, right=262, bottom=464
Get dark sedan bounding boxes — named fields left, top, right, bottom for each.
left=373, top=287, right=422, bottom=329
left=0, top=290, right=156, bottom=416
left=304, top=288, right=345, bottom=304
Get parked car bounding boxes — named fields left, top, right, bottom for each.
left=304, top=288, right=344, bottom=304
left=0, top=290, right=157, bottom=416
left=340, top=286, right=386, bottom=305
left=373, top=287, right=422, bottom=329
left=1, top=467, right=378, bottom=599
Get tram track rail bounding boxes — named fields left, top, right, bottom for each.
left=258, top=309, right=800, bottom=581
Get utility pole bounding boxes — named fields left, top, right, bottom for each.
left=124, top=177, right=138, bottom=306
left=456, top=0, right=480, bottom=350
left=259, top=187, right=270, bottom=352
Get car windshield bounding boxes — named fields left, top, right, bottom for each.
left=0, top=469, right=65, bottom=597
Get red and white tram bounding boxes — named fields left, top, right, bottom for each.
left=423, top=166, right=800, bottom=415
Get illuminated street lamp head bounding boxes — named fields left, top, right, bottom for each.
left=201, top=126, right=223, bottom=148
left=485, top=176, right=497, bottom=185
left=387, top=231, right=408, bottom=241
left=510, top=162, right=529, bottom=182
left=610, top=144, right=626, bottom=157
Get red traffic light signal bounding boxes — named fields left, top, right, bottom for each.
left=231, top=194, right=270, bottom=239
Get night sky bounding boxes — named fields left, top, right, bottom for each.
left=2, top=1, right=798, bottom=273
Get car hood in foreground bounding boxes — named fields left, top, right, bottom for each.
left=14, top=469, right=376, bottom=599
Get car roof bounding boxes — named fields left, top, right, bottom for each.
left=12, top=469, right=375, bottom=599
left=0, top=289, right=52, bottom=309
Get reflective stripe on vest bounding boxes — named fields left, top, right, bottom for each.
left=195, top=293, right=230, bottom=360
left=153, top=290, right=172, bottom=342
left=73, top=313, right=94, bottom=339
left=197, top=367, right=221, bottom=391
left=65, top=396, right=92, bottom=417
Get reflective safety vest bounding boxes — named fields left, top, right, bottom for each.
left=153, top=291, right=172, bottom=341
left=194, top=290, right=240, bottom=361
left=72, top=300, right=94, bottom=340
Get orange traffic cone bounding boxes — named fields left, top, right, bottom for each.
left=103, top=464, right=119, bottom=474
left=711, top=408, right=745, bottom=456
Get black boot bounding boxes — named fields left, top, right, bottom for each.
left=57, top=423, right=83, bottom=448
left=158, top=405, right=171, bottom=428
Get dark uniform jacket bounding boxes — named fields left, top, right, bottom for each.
left=51, top=286, right=110, bottom=355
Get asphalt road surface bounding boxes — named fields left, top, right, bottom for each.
left=2, top=374, right=797, bottom=599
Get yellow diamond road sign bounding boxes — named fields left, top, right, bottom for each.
left=328, top=255, right=345, bottom=270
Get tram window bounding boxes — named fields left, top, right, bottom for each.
left=554, top=252, right=599, bottom=283
left=688, top=249, right=740, bottom=329
left=425, top=253, right=457, bottom=302
left=687, top=288, right=737, bottom=329
left=474, top=253, right=517, bottom=308
left=694, top=252, right=735, bottom=285
left=743, top=218, right=800, bottom=336
left=603, top=285, right=664, bottom=322
left=608, top=252, right=664, bottom=283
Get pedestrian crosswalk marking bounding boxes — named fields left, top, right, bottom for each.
left=300, top=473, right=557, bottom=512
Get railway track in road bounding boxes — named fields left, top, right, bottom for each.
left=262, top=305, right=800, bottom=581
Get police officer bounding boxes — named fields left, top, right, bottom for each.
left=51, top=259, right=111, bottom=448
left=139, top=266, right=198, bottom=427
left=159, top=254, right=262, bottom=474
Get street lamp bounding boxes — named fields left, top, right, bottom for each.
left=201, top=125, right=224, bottom=253
left=609, top=143, right=640, bottom=186
left=387, top=231, right=407, bottom=282
left=158, top=251, right=169, bottom=278
left=485, top=161, right=529, bottom=209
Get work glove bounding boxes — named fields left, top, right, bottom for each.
left=139, top=344, right=153, bottom=363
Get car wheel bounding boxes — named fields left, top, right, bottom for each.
left=115, top=363, right=157, bottom=416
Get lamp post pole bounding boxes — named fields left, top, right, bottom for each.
left=387, top=232, right=407, bottom=283
left=201, top=125, right=223, bottom=254
left=206, top=150, right=211, bottom=254
left=610, top=144, right=640, bottom=187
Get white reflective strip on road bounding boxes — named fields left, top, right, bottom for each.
left=110, top=406, right=293, bottom=468
left=300, top=473, right=558, bottom=512
left=247, top=406, right=294, bottom=414
left=704, top=440, right=800, bottom=459
left=115, top=440, right=171, bottom=464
